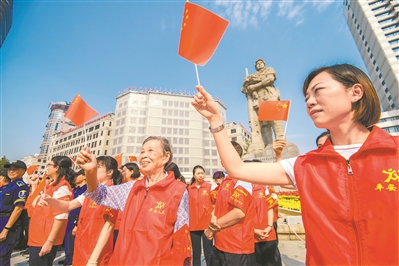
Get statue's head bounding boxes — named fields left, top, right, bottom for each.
left=255, top=58, right=265, bottom=71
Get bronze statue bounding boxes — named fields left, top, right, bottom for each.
left=242, top=58, right=284, bottom=152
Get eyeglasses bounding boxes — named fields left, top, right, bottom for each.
left=47, top=163, right=55, bottom=167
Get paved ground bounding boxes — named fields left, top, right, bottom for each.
left=11, top=240, right=306, bottom=266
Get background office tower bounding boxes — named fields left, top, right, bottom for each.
left=344, top=0, right=399, bottom=135
left=113, top=88, right=227, bottom=176
left=39, top=102, right=74, bottom=156
left=0, top=0, right=13, bottom=47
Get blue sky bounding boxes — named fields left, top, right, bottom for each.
left=1, top=0, right=366, bottom=161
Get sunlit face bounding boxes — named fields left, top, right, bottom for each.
left=7, top=167, right=25, bottom=180
left=214, top=178, right=223, bottom=186
left=97, top=163, right=111, bottom=184
left=46, top=161, right=58, bottom=179
left=122, top=166, right=134, bottom=181
left=139, top=139, right=170, bottom=175
left=75, top=174, right=86, bottom=185
left=193, top=168, right=205, bottom=184
left=317, top=135, right=329, bottom=148
left=305, top=72, right=354, bottom=129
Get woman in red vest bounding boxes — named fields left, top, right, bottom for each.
left=76, top=136, right=191, bottom=265
left=40, top=156, right=120, bottom=265
left=188, top=165, right=213, bottom=266
left=192, top=64, right=398, bottom=265
left=28, top=156, right=74, bottom=266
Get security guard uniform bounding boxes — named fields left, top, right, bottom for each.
left=0, top=177, right=28, bottom=266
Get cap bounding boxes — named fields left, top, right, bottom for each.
left=213, top=170, right=224, bottom=179
left=4, top=160, right=27, bottom=170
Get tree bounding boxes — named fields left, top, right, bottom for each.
left=0, top=156, right=10, bottom=172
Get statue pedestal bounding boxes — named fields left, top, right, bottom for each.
left=242, top=142, right=300, bottom=163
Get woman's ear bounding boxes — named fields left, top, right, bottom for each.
left=350, top=84, right=364, bottom=103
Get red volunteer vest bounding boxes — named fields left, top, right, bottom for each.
left=73, top=180, right=117, bottom=266
left=253, top=184, right=276, bottom=242
left=294, top=126, right=398, bottom=265
left=188, top=181, right=213, bottom=231
left=109, top=172, right=189, bottom=265
left=210, top=185, right=219, bottom=205
left=28, top=178, right=72, bottom=246
left=214, top=176, right=255, bottom=254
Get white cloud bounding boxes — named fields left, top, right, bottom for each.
left=213, top=0, right=273, bottom=29
left=213, top=0, right=332, bottom=28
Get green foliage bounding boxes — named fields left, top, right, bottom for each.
left=0, top=156, right=10, bottom=172
left=242, top=141, right=251, bottom=157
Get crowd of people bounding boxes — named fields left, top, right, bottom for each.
left=0, top=63, right=397, bottom=266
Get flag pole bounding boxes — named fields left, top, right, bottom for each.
left=84, top=123, right=87, bottom=147
left=283, top=100, right=292, bottom=138
left=194, top=64, right=201, bottom=86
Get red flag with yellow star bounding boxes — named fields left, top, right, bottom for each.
left=64, top=94, right=99, bottom=126
left=178, top=1, right=229, bottom=66
left=128, top=156, right=137, bottom=162
left=258, top=100, right=291, bottom=121
left=114, top=153, right=123, bottom=168
left=26, top=165, right=38, bottom=175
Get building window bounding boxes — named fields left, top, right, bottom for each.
left=231, top=129, right=236, bottom=134
left=379, top=73, right=382, bottom=79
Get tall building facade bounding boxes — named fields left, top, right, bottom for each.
left=112, top=89, right=227, bottom=176
left=47, top=113, right=114, bottom=168
left=39, top=102, right=74, bottom=156
left=343, top=0, right=399, bottom=112
left=225, top=122, right=252, bottom=152
left=0, top=0, right=13, bottom=47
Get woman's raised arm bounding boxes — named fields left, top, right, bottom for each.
left=192, top=85, right=292, bottom=186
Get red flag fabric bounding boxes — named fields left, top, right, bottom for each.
left=128, top=156, right=137, bottom=162
left=114, top=154, right=123, bottom=168
left=26, top=165, right=38, bottom=175
left=258, top=100, right=291, bottom=121
left=178, top=2, right=229, bottom=66
left=64, top=94, right=99, bottom=127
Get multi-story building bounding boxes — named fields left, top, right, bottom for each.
left=112, top=88, right=227, bottom=176
left=343, top=0, right=398, bottom=112
left=0, top=0, right=13, bottom=48
left=225, top=122, right=252, bottom=153
left=47, top=113, right=114, bottom=169
left=21, top=155, right=47, bottom=180
left=39, top=102, right=74, bottom=157
left=376, top=109, right=399, bottom=135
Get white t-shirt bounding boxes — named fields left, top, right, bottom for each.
left=279, top=144, right=362, bottom=188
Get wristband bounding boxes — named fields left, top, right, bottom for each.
left=209, top=124, right=224, bottom=133
left=268, top=225, right=273, bottom=228
left=3, top=226, right=11, bottom=230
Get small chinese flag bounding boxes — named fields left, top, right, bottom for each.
left=128, top=156, right=137, bottom=162
left=258, top=100, right=291, bottom=121
left=114, top=153, right=123, bottom=168
left=26, top=173, right=46, bottom=207
left=26, top=165, right=38, bottom=175
left=64, top=94, right=99, bottom=127
left=178, top=2, right=229, bottom=66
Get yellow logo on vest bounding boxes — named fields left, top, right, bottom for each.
left=202, top=190, right=208, bottom=196
left=230, top=190, right=243, bottom=205
left=149, top=201, right=166, bottom=215
left=222, top=183, right=230, bottom=191
left=375, top=168, right=398, bottom=192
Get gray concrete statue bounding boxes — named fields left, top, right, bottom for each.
left=242, top=58, right=285, bottom=153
